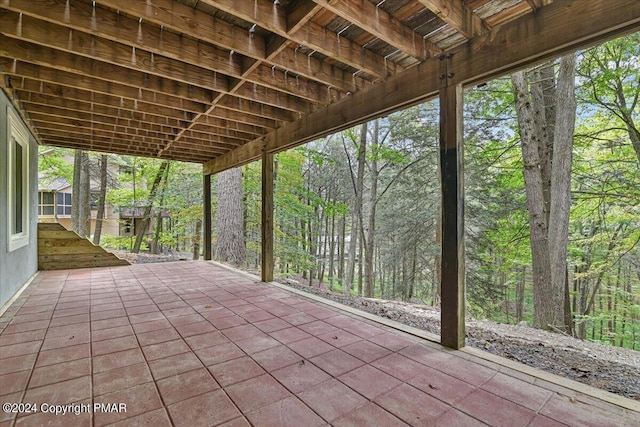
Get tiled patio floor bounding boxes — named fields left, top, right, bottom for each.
left=1, top=262, right=638, bottom=427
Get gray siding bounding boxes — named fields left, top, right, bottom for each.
left=0, top=90, right=39, bottom=308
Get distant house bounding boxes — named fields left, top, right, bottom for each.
left=37, top=151, right=169, bottom=242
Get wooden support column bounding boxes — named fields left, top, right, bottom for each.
left=261, top=150, right=274, bottom=282
left=439, top=56, right=465, bottom=349
left=203, top=173, right=212, bottom=261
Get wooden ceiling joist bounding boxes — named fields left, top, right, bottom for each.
left=0, top=0, right=637, bottom=163
left=205, top=0, right=640, bottom=174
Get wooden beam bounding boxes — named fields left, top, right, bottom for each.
left=0, top=38, right=216, bottom=105
left=1, top=61, right=208, bottom=113
left=200, top=0, right=392, bottom=78
left=205, top=0, right=640, bottom=175
left=439, top=80, right=465, bottom=350
left=96, top=0, right=367, bottom=91
left=203, top=173, right=212, bottom=261
left=261, top=150, right=275, bottom=282
left=312, top=0, right=440, bottom=59
left=416, top=0, right=485, bottom=38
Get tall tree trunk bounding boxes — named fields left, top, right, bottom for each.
left=548, top=54, right=577, bottom=332
left=216, top=167, right=246, bottom=265
left=511, top=54, right=576, bottom=331
left=193, top=219, right=201, bottom=260
left=71, top=150, right=82, bottom=233
left=344, top=122, right=367, bottom=293
left=79, top=151, right=91, bottom=237
left=364, top=120, right=379, bottom=298
left=93, top=155, right=108, bottom=245
left=132, top=161, right=169, bottom=253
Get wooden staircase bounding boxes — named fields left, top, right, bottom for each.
left=38, top=223, right=130, bottom=270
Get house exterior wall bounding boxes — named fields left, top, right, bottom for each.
left=0, top=90, right=39, bottom=308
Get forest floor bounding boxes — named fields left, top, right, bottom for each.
left=277, top=278, right=640, bottom=401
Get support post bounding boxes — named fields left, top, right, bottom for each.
left=203, top=173, right=212, bottom=261
left=261, top=150, right=274, bottom=282
left=439, top=79, right=466, bottom=349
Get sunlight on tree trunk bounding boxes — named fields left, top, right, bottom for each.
left=216, top=167, right=246, bottom=266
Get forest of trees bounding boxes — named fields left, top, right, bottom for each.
left=41, top=35, right=639, bottom=349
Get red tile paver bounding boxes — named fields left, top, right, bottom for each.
left=156, top=367, right=220, bottom=405
left=287, top=336, right=334, bottom=359
left=268, top=326, right=312, bottom=344
left=246, top=396, right=325, bottom=427
left=375, top=383, right=450, bottom=426
left=194, top=342, right=244, bottom=366
left=481, top=372, right=553, bottom=411
left=184, top=331, right=229, bottom=350
left=298, top=378, right=367, bottom=422
left=371, top=352, right=429, bottom=381
left=226, top=374, right=292, bottom=413
left=94, top=382, right=163, bottom=426
left=341, top=339, right=392, bottom=363
left=107, top=409, right=172, bottom=427
left=93, top=348, right=146, bottom=373
left=251, top=345, right=301, bottom=372
left=34, top=343, right=90, bottom=367
left=0, top=262, right=636, bottom=427
left=167, top=389, right=241, bottom=427
left=456, top=388, right=537, bottom=427
left=208, top=356, right=265, bottom=387
left=309, top=348, right=365, bottom=376
left=332, top=401, right=410, bottom=427
left=93, top=362, right=153, bottom=396
left=148, top=351, right=204, bottom=380
left=408, top=366, right=477, bottom=405
left=338, top=364, right=402, bottom=399
left=29, top=358, right=91, bottom=389
left=271, top=361, right=332, bottom=393
left=0, top=353, right=36, bottom=375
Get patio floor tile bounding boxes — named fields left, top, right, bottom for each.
left=225, top=374, right=292, bottom=413
left=251, top=345, right=301, bottom=372
left=93, top=348, right=146, bottom=373
left=332, top=402, right=410, bottom=427
left=338, top=364, right=402, bottom=399
left=408, top=366, right=477, bottom=405
left=271, top=360, right=332, bottom=393
left=208, top=356, right=266, bottom=387
left=148, top=352, right=204, bottom=380
left=309, top=348, right=365, bottom=376
left=194, top=342, right=244, bottom=366
left=156, top=367, right=220, bottom=405
left=298, top=378, right=367, bottom=422
left=374, top=383, right=450, bottom=426
left=245, top=396, right=325, bottom=427
left=0, top=262, right=636, bottom=427
left=93, top=362, right=153, bottom=396
left=94, top=383, right=163, bottom=426
left=167, top=389, right=241, bottom=427
left=457, top=388, right=537, bottom=426
left=29, top=357, right=91, bottom=389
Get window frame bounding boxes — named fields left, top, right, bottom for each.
left=38, top=191, right=56, bottom=217
left=6, top=108, right=30, bottom=252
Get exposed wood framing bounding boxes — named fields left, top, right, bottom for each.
left=417, top=0, right=485, bottom=38
left=205, top=0, right=640, bottom=174
left=439, top=78, right=465, bottom=350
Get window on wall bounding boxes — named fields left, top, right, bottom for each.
left=39, top=191, right=55, bottom=216
left=7, top=108, right=30, bottom=251
left=56, top=192, right=72, bottom=216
